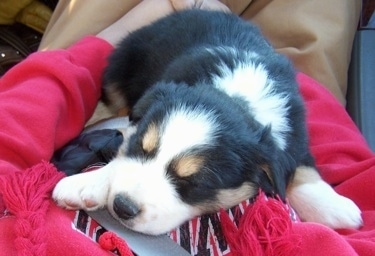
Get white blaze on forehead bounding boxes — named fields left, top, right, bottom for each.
left=157, top=106, right=218, bottom=163
left=212, top=59, right=291, bottom=150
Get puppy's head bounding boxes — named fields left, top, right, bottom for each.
left=105, top=82, right=293, bottom=235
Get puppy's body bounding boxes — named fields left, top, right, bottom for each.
left=53, top=10, right=362, bottom=235
left=104, top=9, right=312, bottom=198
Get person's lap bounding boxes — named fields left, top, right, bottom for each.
left=39, top=0, right=361, bottom=106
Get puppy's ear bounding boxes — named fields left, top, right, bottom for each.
left=268, top=150, right=295, bottom=200
left=258, top=127, right=296, bottom=200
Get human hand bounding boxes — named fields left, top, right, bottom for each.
left=170, top=0, right=229, bottom=12
left=96, top=0, right=229, bottom=46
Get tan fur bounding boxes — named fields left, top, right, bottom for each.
left=196, top=182, right=257, bottom=212
left=142, top=123, right=159, bottom=153
left=175, top=156, right=204, bottom=177
left=105, top=82, right=128, bottom=113
left=288, top=166, right=322, bottom=188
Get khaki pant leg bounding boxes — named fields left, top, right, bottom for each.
left=240, top=0, right=361, bottom=105
left=39, top=0, right=141, bottom=50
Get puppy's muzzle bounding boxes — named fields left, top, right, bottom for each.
left=113, top=194, right=140, bottom=219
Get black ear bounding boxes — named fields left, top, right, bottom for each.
left=257, top=127, right=296, bottom=200
left=268, top=150, right=296, bottom=200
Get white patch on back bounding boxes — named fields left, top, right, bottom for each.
left=208, top=47, right=291, bottom=149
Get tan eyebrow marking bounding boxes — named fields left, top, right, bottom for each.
left=175, top=156, right=204, bottom=177
left=142, top=123, right=159, bottom=153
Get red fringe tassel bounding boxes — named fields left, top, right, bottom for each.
left=99, top=231, right=134, bottom=256
left=220, top=190, right=301, bottom=256
left=0, top=161, right=65, bottom=256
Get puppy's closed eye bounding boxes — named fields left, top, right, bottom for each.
left=169, top=156, right=204, bottom=177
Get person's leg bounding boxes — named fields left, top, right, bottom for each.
left=219, top=0, right=252, bottom=15
left=40, top=0, right=229, bottom=50
left=39, top=0, right=141, bottom=50
left=170, top=0, right=229, bottom=12
left=239, top=0, right=361, bottom=105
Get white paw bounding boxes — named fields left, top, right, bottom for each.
left=288, top=181, right=363, bottom=229
left=52, top=168, right=110, bottom=211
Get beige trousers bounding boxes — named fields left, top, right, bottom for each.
left=40, top=0, right=361, bottom=105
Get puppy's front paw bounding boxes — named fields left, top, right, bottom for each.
left=303, top=188, right=363, bottom=229
left=52, top=169, right=109, bottom=211
left=321, top=193, right=363, bottom=229
left=288, top=181, right=363, bottom=229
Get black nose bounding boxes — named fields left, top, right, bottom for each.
left=113, top=194, right=140, bottom=220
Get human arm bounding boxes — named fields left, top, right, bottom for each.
left=0, top=36, right=114, bottom=176
left=41, top=0, right=229, bottom=50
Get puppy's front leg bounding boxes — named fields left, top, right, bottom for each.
left=287, top=166, right=363, bottom=229
left=53, top=166, right=111, bottom=211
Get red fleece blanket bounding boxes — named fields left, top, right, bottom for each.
left=1, top=62, right=374, bottom=255
left=294, top=73, right=375, bottom=256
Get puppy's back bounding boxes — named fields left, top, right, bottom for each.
left=102, top=10, right=273, bottom=110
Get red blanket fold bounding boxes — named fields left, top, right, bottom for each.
left=295, top=73, right=375, bottom=256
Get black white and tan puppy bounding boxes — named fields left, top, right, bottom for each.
left=53, top=10, right=362, bottom=235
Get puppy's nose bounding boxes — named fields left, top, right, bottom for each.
left=113, top=194, right=140, bottom=220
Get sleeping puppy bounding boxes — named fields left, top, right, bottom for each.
left=53, top=10, right=362, bottom=235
